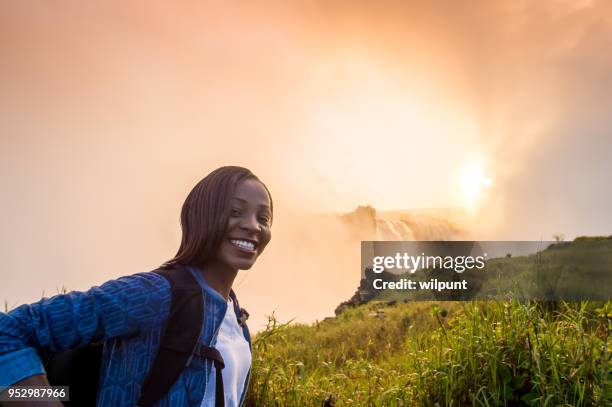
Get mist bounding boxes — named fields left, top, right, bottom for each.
left=1, top=1, right=611, bottom=329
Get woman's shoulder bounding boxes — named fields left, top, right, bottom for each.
left=92, top=268, right=173, bottom=298
left=83, top=269, right=175, bottom=329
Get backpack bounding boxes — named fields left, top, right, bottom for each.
left=44, top=265, right=243, bottom=407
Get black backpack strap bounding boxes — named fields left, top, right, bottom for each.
left=137, top=265, right=217, bottom=407
left=230, top=289, right=250, bottom=328
left=195, top=345, right=226, bottom=407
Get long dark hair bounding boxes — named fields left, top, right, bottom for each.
left=161, top=166, right=273, bottom=269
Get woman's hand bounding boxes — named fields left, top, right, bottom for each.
left=0, top=375, right=64, bottom=406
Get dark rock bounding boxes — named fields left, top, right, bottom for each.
left=322, top=394, right=335, bottom=407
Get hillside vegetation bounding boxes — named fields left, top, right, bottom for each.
left=246, top=299, right=611, bottom=406
left=364, top=238, right=612, bottom=303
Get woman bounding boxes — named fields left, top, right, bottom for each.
left=0, top=166, right=273, bottom=406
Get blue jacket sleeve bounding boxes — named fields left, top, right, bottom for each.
left=0, top=272, right=171, bottom=387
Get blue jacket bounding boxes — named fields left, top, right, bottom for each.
left=0, top=265, right=252, bottom=406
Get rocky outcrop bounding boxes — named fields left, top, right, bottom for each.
left=334, top=267, right=399, bottom=315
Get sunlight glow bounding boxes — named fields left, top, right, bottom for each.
left=460, top=164, right=492, bottom=208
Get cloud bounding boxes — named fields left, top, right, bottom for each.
left=1, top=1, right=611, bottom=325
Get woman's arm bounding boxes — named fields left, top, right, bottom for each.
left=0, top=272, right=172, bottom=389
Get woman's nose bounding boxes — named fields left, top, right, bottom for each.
left=240, top=214, right=261, bottom=232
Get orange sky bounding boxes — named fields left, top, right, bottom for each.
left=1, top=1, right=611, bottom=329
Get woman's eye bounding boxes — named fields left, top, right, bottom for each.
left=258, top=216, right=270, bottom=224
left=231, top=209, right=242, bottom=217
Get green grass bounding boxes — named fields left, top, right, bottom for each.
left=246, top=300, right=611, bottom=406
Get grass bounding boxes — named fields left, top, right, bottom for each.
left=246, top=300, right=611, bottom=406
left=245, top=238, right=611, bottom=405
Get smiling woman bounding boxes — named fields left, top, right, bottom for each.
left=0, top=166, right=273, bottom=407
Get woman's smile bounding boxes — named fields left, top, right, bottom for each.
left=228, top=238, right=258, bottom=254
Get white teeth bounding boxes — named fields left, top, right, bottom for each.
left=230, top=239, right=255, bottom=251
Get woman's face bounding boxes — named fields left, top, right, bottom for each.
left=217, top=178, right=272, bottom=271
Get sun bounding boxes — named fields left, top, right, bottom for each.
left=460, top=164, right=492, bottom=208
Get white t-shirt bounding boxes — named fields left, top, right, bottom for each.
left=200, top=299, right=251, bottom=407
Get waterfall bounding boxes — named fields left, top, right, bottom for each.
left=375, top=219, right=416, bottom=240
left=342, top=205, right=462, bottom=241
